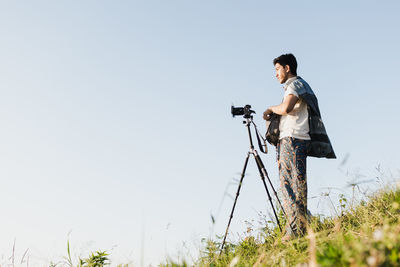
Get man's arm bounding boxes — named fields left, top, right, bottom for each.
left=263, top=94, right=299, bottom=120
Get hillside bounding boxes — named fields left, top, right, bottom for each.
left=163, top=184, right=400, bottom=266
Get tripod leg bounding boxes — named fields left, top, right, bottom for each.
left=254, top=152, right=287, bottom=216
left=220, top=153, right=250, bottom=254
left=253, top=150, right=295, bottom=234
left=253, top=153, right=282, bottom=232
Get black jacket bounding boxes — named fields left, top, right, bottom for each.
left=288, top=77, right=336, bottom=159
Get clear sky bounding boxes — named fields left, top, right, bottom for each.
left=0, top=1, right=399, bottom=266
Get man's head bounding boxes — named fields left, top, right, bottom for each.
left=273, top=53, right=297, bottom=84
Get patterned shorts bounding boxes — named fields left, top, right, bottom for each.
left=277, top=137, right=310, bottom=237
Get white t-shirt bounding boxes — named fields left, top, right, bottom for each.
left=279, top=79, right=311, bottom=140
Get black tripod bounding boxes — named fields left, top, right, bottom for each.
left=220, top=115, right=288, bottom=253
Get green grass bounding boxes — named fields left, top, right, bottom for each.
left=8, top=184, right=398, bottom=266
left=162, top=184, right=400, bottom=266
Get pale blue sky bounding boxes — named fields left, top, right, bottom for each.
left=0, top=1, right=399, bottom=265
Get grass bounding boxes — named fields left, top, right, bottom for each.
left=162, top=183, right=400, bottom=266
left=3, top=182, right=400, bottom=266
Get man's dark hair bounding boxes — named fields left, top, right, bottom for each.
left=273, top=53, right=297, bottom=76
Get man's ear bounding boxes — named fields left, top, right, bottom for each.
left=284, top=64, right=291, bottom=73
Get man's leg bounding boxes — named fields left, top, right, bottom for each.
left=279, top=137, right=297, bottom=236
left=278, top=137, right=309, bottom=237
left=292, top=138, right=309, bottom=236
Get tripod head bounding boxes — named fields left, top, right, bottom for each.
left=231, top=104, right=267, bottom=154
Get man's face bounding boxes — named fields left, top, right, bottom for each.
left=274, top=63, right=290, bottom=84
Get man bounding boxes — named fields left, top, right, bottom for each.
left=263, top=53, right=335, bottom=240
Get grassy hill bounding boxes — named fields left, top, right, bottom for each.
left=163, top=184, right=400, bottom=266
left=39, top=184, right=400, bottom=266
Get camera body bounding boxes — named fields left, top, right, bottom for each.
left=231, top=104, right=255, bottom=118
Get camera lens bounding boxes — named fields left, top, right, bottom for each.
left=231, top=106, right=244, bottom=117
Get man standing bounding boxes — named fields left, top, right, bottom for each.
left=263, top=53, right=335, bottom=240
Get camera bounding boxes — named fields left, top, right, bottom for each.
left=231, top=104, right=255, bottom=118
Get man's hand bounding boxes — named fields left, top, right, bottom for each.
left=263, top=108, right=273, bottom=121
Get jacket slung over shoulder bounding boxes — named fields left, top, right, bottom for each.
left=288, top=77, right=336, bottom=159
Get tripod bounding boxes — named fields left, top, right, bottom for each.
left=220, top=115, right=288, bottom=253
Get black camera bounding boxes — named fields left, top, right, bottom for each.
left=231, top=104, right=255, bottom=118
